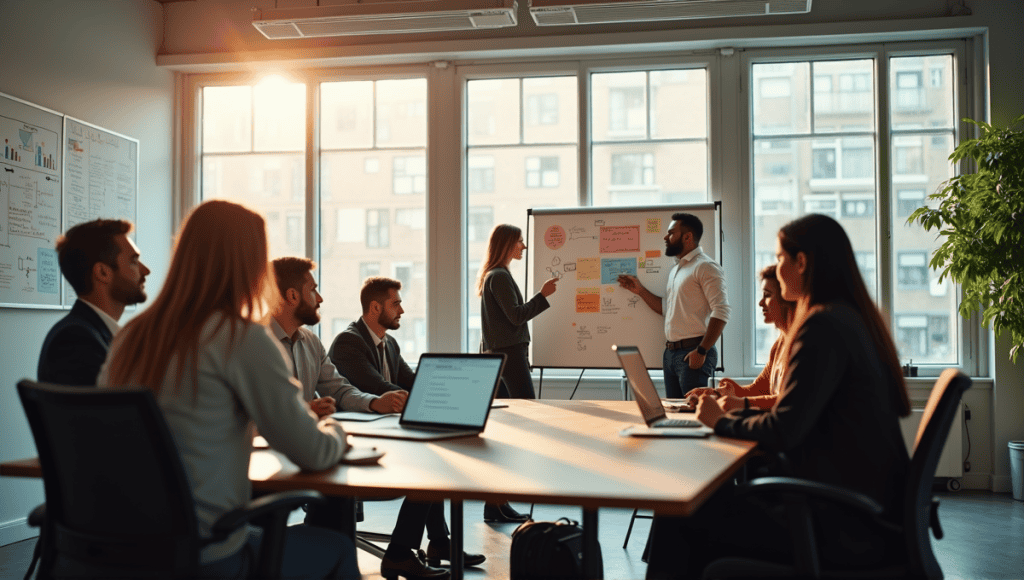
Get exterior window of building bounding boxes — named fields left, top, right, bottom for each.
left=366, top=209, right=390, bottom=248
left=525, top=93, right=559, bottom=126
left=468, top=155, right=495, bottom=193
left=468, top=206, right=494, bottom=243
left=610, top=153, right=655, bottom=186
left=898, top=251, right=929, bottom=289
left=592, top=69, right=709, bottom=206
left=200, top=80, right=305, bottom=260
left=319, top=78, right=427, bottom=359
left=608, top=86, right=645, bottom=133
left=842, top=194, right=874, bottom=218
left=895, top=70, right=924, bottom=110
left=393, top=156, right=426, bottom=195
left=359, top=262, right=381, bottom=281
left=393, top=262, right=412, bottom=290
left=897, top=188, right=926, bottom=217
left=525, top=156, right=560, bottom=188
left=466, top=75, right=579, bottom=351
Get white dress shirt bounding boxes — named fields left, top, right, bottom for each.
left=662, top=246, right=731, bottom=342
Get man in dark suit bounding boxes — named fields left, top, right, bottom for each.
left=38, top=219, right=149, bottom=386
left=329, top=277, right=414, bottom=395
left=326, top=276, right=485, bottom=577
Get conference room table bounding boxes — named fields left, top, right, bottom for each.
left=3, top=399, right=757, bottom=579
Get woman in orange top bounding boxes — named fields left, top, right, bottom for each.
left=684, top=264, right=795, bottom=411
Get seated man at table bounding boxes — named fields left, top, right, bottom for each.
left=39, top=219, right=149, bottom=386
left=272, top=259, right=484, bottom=579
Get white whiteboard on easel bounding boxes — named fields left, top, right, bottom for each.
left=528, top=204, right=720, bottom=370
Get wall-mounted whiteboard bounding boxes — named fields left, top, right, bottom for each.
left=0, top=93, right=64, bottom=308
left=528, top=204, right=720, bottom=370
left=62, top=117, right=139, bottom=302
left=0, top=92, right=139, bottom=309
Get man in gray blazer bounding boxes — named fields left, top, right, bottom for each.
left=38, top=219, right=149, bottom=386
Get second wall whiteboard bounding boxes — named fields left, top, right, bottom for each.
left=528, top=203, right=720, bottom=370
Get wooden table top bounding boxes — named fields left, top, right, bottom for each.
left=248, top=399, right=757, bottom=516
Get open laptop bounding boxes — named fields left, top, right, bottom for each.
left=342, top=353, right=506, bottom=441
left=612, top=345, right=709, bottom=438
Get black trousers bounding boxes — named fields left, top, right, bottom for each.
left=306, top=497, right=448, bottom=552
left=491, top=343, right=536, bottom=399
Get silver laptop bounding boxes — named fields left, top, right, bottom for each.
left=342, top=353, right=506, bottom=441
left=612, top=345, right=709, bottom=437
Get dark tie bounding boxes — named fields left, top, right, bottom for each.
left=378, top=341, right=391, bottom=383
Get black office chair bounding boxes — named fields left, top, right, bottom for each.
left=17, top=379, right=324, bottom=579
left=702, top=368, right=971, bottom=579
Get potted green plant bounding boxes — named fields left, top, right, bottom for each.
left=908, top=114, right=1024, bottom=363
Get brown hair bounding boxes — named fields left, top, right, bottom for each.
left=360, top=277, right=402, bottom=313
left=778, top=214, right=910, bottom=416
left=272, top=257, right=315, bottom=298
left=759, top=264, right=797, bottom=328
left=106, top=200, right=276, bottom=394
left=475, top=224, right=521, bottom=296
left=57, top=219, right=133, bottom=296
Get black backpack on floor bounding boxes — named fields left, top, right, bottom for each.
left=510, top=518, right=603, bottom=579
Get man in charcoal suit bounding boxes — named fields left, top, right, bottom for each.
left=38, top=219, right=149, bottom=386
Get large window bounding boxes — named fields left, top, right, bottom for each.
left=750, top=52, right=962, bottom=369
left=465, top=76, right=580, bottom=346
left=189, top=39, right=977, bottom=378
left=320, top=79, right=428, bottom=358
left=591, top=69, right=709, bottom=206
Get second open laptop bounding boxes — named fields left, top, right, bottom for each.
left=612, top=345, right=709, bottom=437
left=342, top=352, right=506, bottom=441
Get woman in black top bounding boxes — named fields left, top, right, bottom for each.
left=646, top=214, right=912, bottom=579
left=476, top=224, right=558, bottom=400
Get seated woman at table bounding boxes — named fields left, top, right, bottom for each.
left=98, top=200, right=359, bottom=580
left=683, top=264, right=795, bottom=411
left=645, top=213, right=911, bottom=580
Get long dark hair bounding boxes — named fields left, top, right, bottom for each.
left=779, top=214, right=910, bottom=416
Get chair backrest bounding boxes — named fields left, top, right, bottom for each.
left=17, top=379, right=201, bottom=576
left=904, top=368, right=971, bottom=578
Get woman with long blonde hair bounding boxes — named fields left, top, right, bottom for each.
left=475, top=223, right=557, bottom=523
left=99, top=200, right=358, bottom=579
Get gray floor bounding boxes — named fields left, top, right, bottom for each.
left=2, top=491, right=1022, bottom=579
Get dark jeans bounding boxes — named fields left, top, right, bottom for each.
left=492, top=343, right=536, bottom=399
left=662, top=345, right=717, bottom=399
left=198, top=526, right=361, bottom=580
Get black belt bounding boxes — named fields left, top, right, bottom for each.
left=666, top=336, right=703, bottom=351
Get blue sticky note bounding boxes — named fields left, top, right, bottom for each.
left=38, top=248, right=59, bottom=294
left=601, top=257, right=637, bottom=284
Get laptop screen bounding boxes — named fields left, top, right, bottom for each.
left=613, top=345, right=667, bottom=426
left=402, top=354, right=505, bottom=429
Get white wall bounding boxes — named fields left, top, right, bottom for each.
left=0, top=0, right=175, bottom=546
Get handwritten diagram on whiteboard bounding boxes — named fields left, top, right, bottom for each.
left=529, top=204, right=720, bottom=369
left=0, top=93, right=139, bottom=309
left=0, top=93, right=63, bottom=308
left=61, top=117, right=139, bottom=303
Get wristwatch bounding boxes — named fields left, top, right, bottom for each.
left=696, top=345, right=708, bottom=356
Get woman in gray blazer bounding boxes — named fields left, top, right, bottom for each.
left=475, top=224, right=559, bottom=523
left=476, top=224, right=558, bottom=399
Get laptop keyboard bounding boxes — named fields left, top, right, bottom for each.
left=655, top=418, right=701, bottom=428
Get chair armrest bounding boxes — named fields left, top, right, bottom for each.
left=28, top=504, right=46, bottom=528
left=736, top=477, right=885, bottom=517
left=207, top=490, right=324, bottom=544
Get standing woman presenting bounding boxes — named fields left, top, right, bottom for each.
left=476, top=224, right=558, bottom=399
left=476, top=224, right=558, bottom=523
